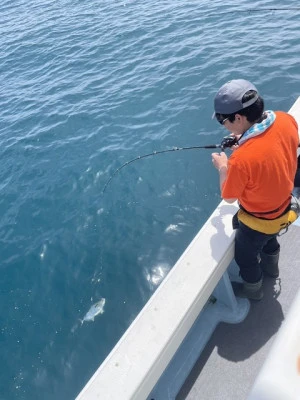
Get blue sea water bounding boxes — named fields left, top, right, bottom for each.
left=1, top=0, right=300, bottom=399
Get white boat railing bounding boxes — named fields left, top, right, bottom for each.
left=76, top=200, right=250, bottom=400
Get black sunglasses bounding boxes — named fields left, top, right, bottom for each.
left=218, top=117, right=229, bottom=125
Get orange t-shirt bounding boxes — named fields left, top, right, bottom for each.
left=222, top=111, right=299, bottom=219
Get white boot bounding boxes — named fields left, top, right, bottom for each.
left=232, top=278, right=263, bottom=301
left=241, top=279, right=264, bottom=300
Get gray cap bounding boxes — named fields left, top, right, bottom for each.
left=213, top=79, right=259, bottom=117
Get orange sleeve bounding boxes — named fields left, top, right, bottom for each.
left=222, top=159, right=248, bottom=199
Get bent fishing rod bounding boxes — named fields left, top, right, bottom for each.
left=102, top=135, right=237, bottom=193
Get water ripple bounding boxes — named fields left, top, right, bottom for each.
left=1, top=0, right=300, bottom=398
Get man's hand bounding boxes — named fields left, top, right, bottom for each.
left=212, top=152, right=234, bottom=199
left=212, top=152, right=228, bottom=171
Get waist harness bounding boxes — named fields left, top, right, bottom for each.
left=236, top=196, right=300, bottom=234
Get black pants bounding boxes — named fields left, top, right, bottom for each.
left=295, top=156, right=300, bottom=187
left=295, top=168, right=300, bottom=187
left=234, top=221, right=280, bottom=283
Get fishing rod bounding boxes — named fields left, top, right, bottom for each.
left=102, top=135, right=237, bottom=193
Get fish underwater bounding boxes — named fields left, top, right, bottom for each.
left=81, top=298, right=106, bottom=324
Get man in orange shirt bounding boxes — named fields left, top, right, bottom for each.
left=211, top=79, right=299, bottom=300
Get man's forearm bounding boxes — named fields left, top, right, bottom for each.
left=218, top=166, right=237, bottom=203
left=218, top=165, right=228, bottom=192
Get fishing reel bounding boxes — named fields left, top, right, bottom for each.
left=220, top=135, right=238, bottom=150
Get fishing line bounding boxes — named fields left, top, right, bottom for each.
left=214, top=7, right=300, bottom=16
left=102, top=136, right=237, bottom=193
left=239, top=7, right=300, bottom=12
left=199, top=7, right=300, bottom=20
